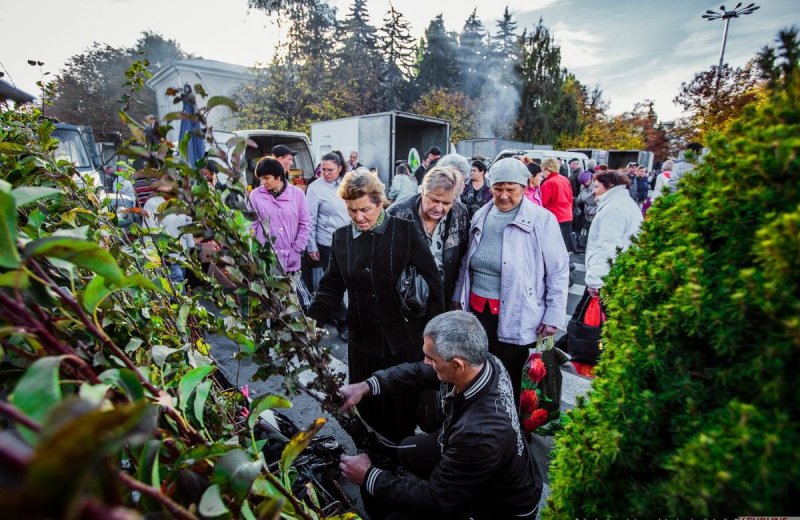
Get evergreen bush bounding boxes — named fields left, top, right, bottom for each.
left=545, top=32, right=800, bottom=517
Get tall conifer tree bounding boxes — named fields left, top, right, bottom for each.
left=416, top=14, right=461, bottom=95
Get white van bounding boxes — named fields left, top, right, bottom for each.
left=490, top=149, right=591, bottom=172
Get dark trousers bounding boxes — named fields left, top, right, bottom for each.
left=558, top=220, right=575, bottom=253
left=363, top=433, right=441, bottom=520
left=303, top=243, right=346, bottom=324
left=473, top=307, right=531, bottom=410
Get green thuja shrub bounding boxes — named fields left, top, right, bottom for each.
left=545, top=31, right=800, bottom=517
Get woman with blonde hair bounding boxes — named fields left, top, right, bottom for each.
left=307, top=168, right=445, bottom=443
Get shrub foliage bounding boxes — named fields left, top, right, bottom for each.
left=545, top=31, right=800, bottom=517
left=0, top=79, right=355, bottom=517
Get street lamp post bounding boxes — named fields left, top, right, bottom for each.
left=702, top=3, right=760, bottom=71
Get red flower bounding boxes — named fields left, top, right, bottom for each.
left=528, top=357, right=547, bottom=384
left=520, top=389, right=539, bottom=415
left=522, top=408, right=549, bottom=433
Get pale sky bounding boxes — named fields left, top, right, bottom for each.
left=1, top=0, right=796, bottom=121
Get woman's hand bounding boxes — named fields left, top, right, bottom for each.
left=588, top=287, right=600, bottom=298
left=536, top=323, right=558, bottom=337
left=308, top=251, right=320, bottom=261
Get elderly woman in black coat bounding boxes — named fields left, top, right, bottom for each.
left=307, top=168, right=445, bottom=443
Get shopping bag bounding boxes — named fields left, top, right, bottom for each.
left=520, top=335, right=562, bottom=434
left=582, top=295, right=605, bottom=327
left=566, top=291, right=604, bottom=365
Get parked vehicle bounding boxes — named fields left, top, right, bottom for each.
left=311, top=111, right=450, bottom=187
left=457, top=138, right=534, bottom=161
left=491, top=149, right=591, bottom=172
left=232, top=129, right=314, bottom=189
left=52, top=123, right=135, bottom=225
left=567, top=148, right=608, bottom=164
left=606, top=150, right=654, bottom=171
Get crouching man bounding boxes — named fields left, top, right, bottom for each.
left=338, top=310, right=542, bottom=520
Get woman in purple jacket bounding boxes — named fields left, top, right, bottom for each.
left=248, top=157, right=311, bottom=274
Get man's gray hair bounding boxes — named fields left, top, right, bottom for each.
left=587, top=159, right=597, bottom=170
left=437, top=154, right=470, bottom=189
left=424, top=310, right=488, bottom=365
left=421, top=165, right=462, bottom=198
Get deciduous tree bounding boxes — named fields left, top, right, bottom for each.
left=412, top=89, right=476, bottom=143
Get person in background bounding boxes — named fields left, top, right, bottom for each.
left=414, top=146, right=442, bottom=184
left=249, top=157, right=311, bottom=275
left=567, top=158, right=583, bottom=197
left=651, top=159, right=674, bottom=201
left=337, top=311, right=543, bottom=520
left=143, top=178, right=194, bottom=285
left=453, top=158, right=569, bottom=407
left=388, top=166, right=469, bottom=305
left=305, top=151, right=350, bottom=337
left=436, top=153, right=471, bottom=186
left=307, top=169, right=445, bottom=444
left=668, top=142, right=704, bottom=191
left=348, top=150, right=363, bottom=172
left=631, top=165, right=650, bottom=208
left=540, top=156, right=575, bottom=261
left=585, top=171, right=643, bottom=297
left=461, top=159, right=493, bottom=219
left=272, top=144, right=298, bottom=174
left=388, top=162, right=418, bottom=202
left=524, top=162, right=544, bottom=206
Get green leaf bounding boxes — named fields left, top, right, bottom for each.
left=179, top=132, right=190, bottom=161
left=9, top=356, right=65, bottom=443
left=98, top=368, right=145, bottom=402
left=124, top=338, right=144, bottom=354
left=177, top=304, right=190, bottom=334
left=23, top=237, right=122, bottom=284
left=51, top=225, right=90, bottom=239
left=213, top=449, right=263, bottom=502
left=0, top=142, right=27, bottom=154
left=206, top=96, right=239, bottom=113
left=83, top=275, right=112, bottom=313
left=240, top=500, right=258, bottom=520
left=198, top=484, right=231, bottom=519
left=23, top=402, right=155, bottom=512
left=0, top=190, right=21, bottom=269
left=0, top=270, right=30, bottom=289
left=247, top=394, right=292, bottom=431
left=152, top=344, right=179, bottom=367
left=78, top=383, right=110, bottom=406
left=121, top=273, right=163, bottom=292
left=11, top=186, right=61, bottom=208
left=178, top=365, right=215, bottom=414
left=254, top=496, right=285, bottom=519
left=191, top=380, right=213, bottom=430
left=137, top=439, right=162, bottom=490
left=279, top=418, right=326, bottom=476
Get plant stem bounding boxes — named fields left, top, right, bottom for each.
left=261, top=468, right=314, bottom=520
left=0, top=400, right=42, bottom=432
left=115, top=470, right=198, bottom=520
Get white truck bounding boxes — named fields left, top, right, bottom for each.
left=311, top=111, right=450, bottom=187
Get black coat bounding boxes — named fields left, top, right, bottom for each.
left=386, top=194, right=469, bottom=302
left=362, top=355, right=543, bottom=519
left=307, top=216, right=445, bottom=357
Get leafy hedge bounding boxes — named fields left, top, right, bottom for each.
left=0, top=83, right=355, bottom=517
left=545, top=34, right=800, bottom=516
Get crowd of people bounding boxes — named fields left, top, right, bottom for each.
left=139, top=139, right=693, bottom=519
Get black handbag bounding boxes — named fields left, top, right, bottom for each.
left=396, top=265, right=429, bottom=318
left=566, top=291, right=604, bottom=365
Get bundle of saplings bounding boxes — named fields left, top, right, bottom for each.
left=545, top=31, right=800, bottom=517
